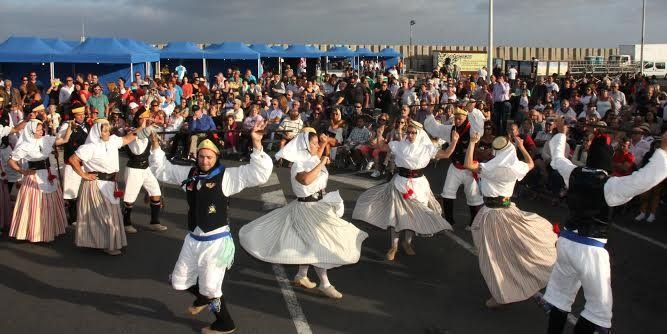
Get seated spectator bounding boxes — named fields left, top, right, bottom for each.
left=343, top=116, right=373, bottom=169
left=369, top=114, right=391, bottom=177
left=187, top=105, right=216, bottom=160
left=238, top=104, right=264, bottom=160
left=612, top=137, right=635, bottom=177
left=108, top=108, right=127, bottom=136
left=222, top=114, right=240, bottom=154
left=276, top=108, right=304, bottom=151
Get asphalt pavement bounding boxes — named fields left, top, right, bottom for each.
left=0, top=157, right=665, bottom=334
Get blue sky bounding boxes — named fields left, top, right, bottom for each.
left=0, top=0, right=665, bottom=47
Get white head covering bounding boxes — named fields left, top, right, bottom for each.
left=275, top=131, right=312, bottom=163
left=483, top=138, right=519, bottom=171
left=85, top=119, right=109, bottom=144
left=390, top=126, right=438, bottom=169
left=15, top=119, right=42, bottom=146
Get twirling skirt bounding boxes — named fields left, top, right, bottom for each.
left=352, top=180, right=452, bottom=235
left=240, top=191, right=368, bottom=269
left=9, top=175, right=66, bottom=242
left=471, top=203, right=557, bottom=304
left=75, top=180, right=127, bottom=251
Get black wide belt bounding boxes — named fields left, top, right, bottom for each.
left=28, top=159, right=50, bottom=170
left=483, top=196, right=511, bottom=208
left=298, top=190, right=323, bottom=202
left=93, top=172, right=117, bottom=181
left=397, top=167, right=424, bottom=178
left=127, top=158, right=149, bottom=169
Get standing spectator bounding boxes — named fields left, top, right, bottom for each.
left=492, top=74, right=511, bottom=135
left=629, top=126, right=652, bottom=163
left=375, top=81, right=393, bottom=116
left=59, top=77, right=75, bottom=106
left=86, top=84, right=109, bottom=118
left=507, top=65, right=518, bottom=88
left=609, top=82, right=626, bottom=114
left=612, top=137, right=635, bottom=177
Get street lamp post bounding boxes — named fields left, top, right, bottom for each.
left=488, top=0, right=493, bottom=81
left=409, top=19, right=415, bottom=72
left=640, top=0, right=646, bottom=76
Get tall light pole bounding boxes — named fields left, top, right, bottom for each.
left=488, top=0, right=493, bottom=80
left=409, top=19, right=415, bottom=72
left=640, top=0, right=646, bottom=76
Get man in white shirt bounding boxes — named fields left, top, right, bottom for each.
left=508, top=65, right=518, bottom=88
left=59, top=77, right=75, bottom=106
left=608, top=83, right=626, bottom=112
left=492, top=75, right=511, bottom=134
left=629, top=126, right=652, bottom=163
left=478, top=66, right=488, bottom=83
left=556, top=99, right=577, bottom=123
left=545, top=76, right=560, bottom=94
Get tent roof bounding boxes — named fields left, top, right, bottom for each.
left=281, top=44, right=322, bottom=58
left=326, top=46, right=356, bottom=58
left=378, top=47, right=401, bottom=58
left=54, top=37, right=158, bottom=63
left=41, top=38, right=74, bottom=53
left=118, top=38, right=160, bottom=57
left=355, top=47, right=376, bottom=57
left=160, top=42, right=205, bottom=59
left=205, top=42, right=259, bottom=60
left=0, top=36, right=61, bottom=62
left=249, top=44, right=281, bottom=57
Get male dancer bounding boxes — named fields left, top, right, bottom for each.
left=57, top=106, right=89, bottom=225
left=122, top=108, right=166, bottom=233
left=149, top=121, right=272, bottom=334
left=545, top=120, right=667, bottom=333
left=424, top=103, right=484, bottom=228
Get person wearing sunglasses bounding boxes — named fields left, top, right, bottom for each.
left=354, top=120, right=455, bottom=261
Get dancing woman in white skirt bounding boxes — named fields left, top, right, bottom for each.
left=352, top=120, right=453, bottom=261
left=240, top=128, right=368, bottom=299
left=463, top=134, right=557, bottom=308
left=7, top=119, right=71, bottom=243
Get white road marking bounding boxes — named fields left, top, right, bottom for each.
left=443, top=231, right=578, bottom=325
left=263, top=172, right=313, bottom=334
left=611, top=224, right=667, bottom=251
left=272, top=264, right=313, bottom=334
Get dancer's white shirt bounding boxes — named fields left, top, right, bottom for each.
left=389, top=129, right=438, bottom=204
left=478, top=144, right=529, bottom=198
left=291, top=155, right=328, bottom=198
left=10, top=135, right=58, bottom=193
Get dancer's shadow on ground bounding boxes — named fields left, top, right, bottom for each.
left=0, top=263, right=206, bottom=331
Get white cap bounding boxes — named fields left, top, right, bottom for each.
left=129, top=102, right=139, bottom=109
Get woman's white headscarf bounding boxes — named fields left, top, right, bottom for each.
left=275, top=131, right=313, bottom=163
left=85, top=119, right=110, bottom=144
left=390, top=121, right=438, bottom=169
left=481, top=136, right=529, bottom=181
left=15, top=119, right=43, bottom=146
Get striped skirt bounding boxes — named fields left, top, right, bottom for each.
left=9, top=175, right=67, bottom=242
left=352, top=181, right=452, bottom=235
left=471, top=203, right=557, bottom=304
left=75, top=180, right=127, bottom=251
left=240, top=192, right=368, bottom=269
left=0, top=181, right=11, bottom=229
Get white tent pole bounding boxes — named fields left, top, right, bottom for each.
left=50, top=62, right=55, bottom=81
left=130, top=63, right=134, bottom=82
left=203, top=58, right=207, bottom=78
left=279, top=57, right=282, bottom=76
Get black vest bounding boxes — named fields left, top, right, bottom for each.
left=450, top=121, right=471, bottom=165
left=64, top=123, right=90, bottom=161
left=185, top=166, right=229, bottom=233
left=565, top=167, right=610, bottom=238
left=127, top=142, right=151, bottom=169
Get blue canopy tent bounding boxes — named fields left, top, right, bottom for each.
left=159, top=42, right=206, bottom=80
left=0, top=37, right=60, bottom=89
left=42, top=38, right=74, bottom=53
left=204, top=42, right=260, bottom=83
left=249, top=44, right=282, bottom=77
left=53, top=37, right=158, bottom=93
left=325, top=46, right=357, bottom=72
left=355, top=47, right=379, bottom=72
left=279, top=44, right=322, bottom=77
left=118, top=38, right=160, bottom=77
left=378, top=47, right=401, bottom=69
left=64, top=40, right=80, bottom=48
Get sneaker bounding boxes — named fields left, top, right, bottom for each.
left=147, top=224, right=168, bottom=232
left=319, top=285, right=343, bottom=299
left=370, top=170, right=381, bottom=178
left=365, top=161, right=374, bottom=170
left=104, top=249, right=122, bottom=256
left=647, top=214, right=656, bottom=223
left=293, top=276, right=317, bottom=289
left=125, top=225, right=138, bottom=234
left=201, top=326, right=236, bottom=334
left=634, top=212, right=646, bottom=222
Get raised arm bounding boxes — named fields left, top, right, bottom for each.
left=424, top=114, right=453, bottom=142
left=549, top=122, right=576, bottom=188
left=604, top=134, right=667, bottom=207
left=54, top=121, right=73, bottom=146
left=437, top=129, right=460, bottom=161
left=462, top=133, right=479, bottom=171
left=221, top=120, right=273, bottom=197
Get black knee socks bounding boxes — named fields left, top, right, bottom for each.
left=469, top=205, right=481, bottom=224
left=547, top=307, right=569, bottom=334
left=123, top=203, right=133, bottom=226
left=150, top=199, right=161, bottom=225
left=443, top=199, right=455, bottom=225
left=209, top=297, right=236, bottom=332
left=67, top=199, right=77, bottom=224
